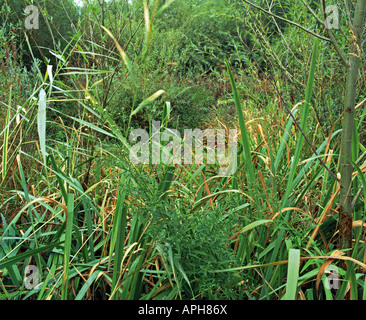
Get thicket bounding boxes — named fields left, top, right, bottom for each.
left=1, top=0, right=366, bottom=300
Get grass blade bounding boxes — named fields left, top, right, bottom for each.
left=2, top=86, right=12, bottom=181
left=282, top=39, right=319, bottom=206
left=100, top=25, right=137, bottom=86
left=284, top=249, right=300, bottom=300
left=61, top=193, right=75, bottom=300
left=110, top=176, right=130, bottom=300
left=226, top=60, right=256, bottom=192
left=130, top=90, right=166, bottom=117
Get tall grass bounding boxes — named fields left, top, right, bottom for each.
left=1, top=1, right=366, bottom=301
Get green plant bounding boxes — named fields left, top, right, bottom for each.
left=1, top=0, right=366, bottom=302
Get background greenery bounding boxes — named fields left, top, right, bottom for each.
left=0, top=0, right=366, bottom=300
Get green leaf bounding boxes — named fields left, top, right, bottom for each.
left=284, top=249, right=300, bottom=300
left=61, top=193, right=75, bottom=300
left=75, top=270, right=102, bottom=300
left=240, top=219, right=273, bottom=233
left=2, top=86, right=12, bottom=181
left=0, top=242, right=61, bottom=269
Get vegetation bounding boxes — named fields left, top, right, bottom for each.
left=1, top=0, right=366, bottom=300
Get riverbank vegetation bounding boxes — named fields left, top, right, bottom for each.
left=1, top=0, right=366, bottom=300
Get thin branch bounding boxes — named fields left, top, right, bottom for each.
left=241, top=0, right=331, bottom=42
left=300, top=0, right=324, bottom=25
left=352, top=185, right=363, bottom=209
left=320, top=0, right=350, bottom=68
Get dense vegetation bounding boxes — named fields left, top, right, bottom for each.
left=1, top=0, right=366, bottom=300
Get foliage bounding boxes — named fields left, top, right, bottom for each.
left=1, top=0, right=366, bottom=302
left=3, top=0, right=79, bottom=69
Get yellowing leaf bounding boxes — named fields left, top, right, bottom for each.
left=131, top=90, right=166, bottom=116
left=100, top=25, right=137, bottom=86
